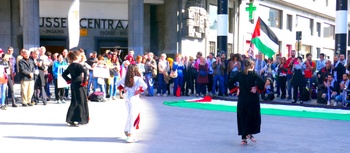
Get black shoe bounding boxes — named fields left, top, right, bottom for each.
left=291, top=101, right=297, bottom=104
left=287, top=97, right=291, bottom=100
left=27, top=103, right=33, bottom=106
left=22, top=104, right=28, bottom=107
left=43, top=102, right=47, bottom=105
left=276, top=94, right=280, bottom=97
left=12, top=104, right=18, bottom=107
left=300, top=101, right=303, bottom=104
left=281, top=95, right=286, bottom=99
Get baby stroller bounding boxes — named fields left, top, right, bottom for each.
left=342, top=89, right=350, bottom=107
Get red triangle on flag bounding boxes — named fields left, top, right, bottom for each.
left=188, top=95, right=212, bottom=102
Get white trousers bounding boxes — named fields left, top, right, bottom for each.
left=124, top=96, right=140, bottom=135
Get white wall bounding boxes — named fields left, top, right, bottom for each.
left=233, top=0, right=343, bottom=60
left=39, top=0, right=128, bottom=19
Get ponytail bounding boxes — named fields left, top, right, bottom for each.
left=243, top=59, right=255, bottom=75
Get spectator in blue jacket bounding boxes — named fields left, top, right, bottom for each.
left=52, top=54, right=68, bottom=104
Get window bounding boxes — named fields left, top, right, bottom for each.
left=296, top=15, right=313, bottom=36
left=302, top=45, right=312, bottom=55
left=310, top=19, right=314, bottom=36
left=228, top=43, right=233, bottom=55
left=316, top=48, right=321, bottom=58
left=209, top=41, right=216, bottom=55
left=259, top=5, right=282, bottom=29
left=316, top=22, right=321, bottom=37
left=229, top=8, right=234, bottom=33
left=323, top=23, right=335, bottom=40
left=209, top=5, right=217, bottom=30
left=286, top=14, right=293, bottom=31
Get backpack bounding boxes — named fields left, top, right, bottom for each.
left=300, top=87, right=310, bottom=101
left=199, top=69, right=207, bottom=77
left=317, top=90, right=327, bottom=104
left=88, top=92, right=105, bottom=102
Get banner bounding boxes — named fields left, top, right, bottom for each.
left=68, top=0, right=80, bottom=49
left=57, top=65, right=69, bottom=88
left=93, top=67, right=110, bottom=78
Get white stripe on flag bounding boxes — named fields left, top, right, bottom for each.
left=258, top=30, right=279, bottom=53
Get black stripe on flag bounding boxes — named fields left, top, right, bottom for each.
left=259, top=18, right=279, bottom=45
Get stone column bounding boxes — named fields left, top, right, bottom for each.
left=0, top=0, right=11, bottom=48
left=128, top=0, right=144, bottom=56
left=22, top=0, right=40, bottom=49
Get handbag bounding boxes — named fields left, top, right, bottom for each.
left=170, top=70, right=178, bottom=78
left=109, top=68, right=118, bottom=77
left=0, top=73, right=7, bottom=84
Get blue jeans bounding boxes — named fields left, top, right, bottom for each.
left=145, top=73, right=154, bottom=96
left=287, top=74, right=293, bottom=98
left=97, top=83, right=106, bottom=98
left=157, top=74, right=167, bottom=94
left=45, top=82, right=51, bottom=97
left=212, top=75, right=224, bottom=95
left=224, top=73, right=228, bottom=95
left=0, top=83, right=7, bottom=105
left=173, top=75, right=184, bottom=95
left=305, top=78, right=313, bottom=89
left=198, top=83, right=207, bottom=95
left=111, top=75, right=119, bottom=97
left=87, top=71, right=96, bottom=94
left=335, top=95, right=343, bottom=102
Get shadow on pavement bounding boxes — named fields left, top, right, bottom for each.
left=0, top=122, right=67, bottom=127
left=4, top=136, right=126, bottom=143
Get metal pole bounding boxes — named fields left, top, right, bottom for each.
left=217, top=0, right=228, bottom=56
left=335, top=0, right=348, bottom=57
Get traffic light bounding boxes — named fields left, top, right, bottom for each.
left=296, top=31, right=302, bottom=40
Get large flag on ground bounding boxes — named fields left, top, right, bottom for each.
left=251, top=17, right=279, bottom=58
left=68, top=0, right=80, bottom=49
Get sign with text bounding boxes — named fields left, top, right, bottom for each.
left=40, top=17, right=128, bottom=30
left=57, top=65, right=69, bottom=88
left=93, top=67, right=110, bottom=78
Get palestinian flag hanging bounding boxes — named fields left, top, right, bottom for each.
left=251, top=17, right=279, bottom=58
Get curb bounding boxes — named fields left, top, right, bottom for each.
left=212, top=96, right=350, bottom=110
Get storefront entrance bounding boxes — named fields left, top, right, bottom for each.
left=40, top=36, right=68, bottom=55
left=95, top=37, right=128, bottom=58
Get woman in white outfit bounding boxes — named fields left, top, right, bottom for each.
left=116, top=64, right=147, bottom=143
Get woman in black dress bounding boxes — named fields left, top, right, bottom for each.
left=228, top=59, right=265, bottom=145
left=62, top=51, right=89, bottom=126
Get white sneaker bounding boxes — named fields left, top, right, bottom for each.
left=327, top=101, right=331, bottom=106
left=57, top=100, right=61, bottom=104
left=163, top=94, right=167, bottom=97
left=126, top=136, right=137, bottom=143
left=333, top=102, right=337, bottom=106
left=61, top=100, right=66, bottom=103
left=157, top=93, right=160, bottom=97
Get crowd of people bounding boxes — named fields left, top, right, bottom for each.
left=0, top=47, right=349, bottom=111
left=1, top=45, right=350, bottom=144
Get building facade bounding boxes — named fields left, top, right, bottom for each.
left=0, top=0, right=349, bottom=60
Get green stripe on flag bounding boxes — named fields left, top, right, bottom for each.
left=163, top=101, right=350, bottom=121
left=252, top=38, right=276, bottom=58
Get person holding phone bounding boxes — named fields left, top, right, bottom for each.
left=285, top=50, right=298, bottom=100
